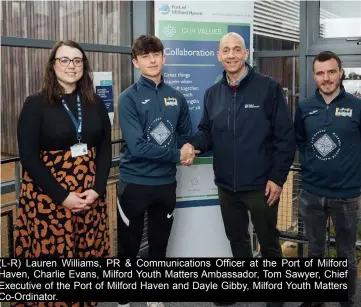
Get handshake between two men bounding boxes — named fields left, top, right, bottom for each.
left=180, top=143, right=201, bottom=166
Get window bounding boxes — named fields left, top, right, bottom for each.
left=86, top=51, right=132, bottom=157
left=320, top=0, right=361, bottom=38
left=253, top=0, right=299, bottom=51
left=255, top=56, right=299, bottom=117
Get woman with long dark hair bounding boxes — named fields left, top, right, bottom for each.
left=14, top=40, right=112, bottom=306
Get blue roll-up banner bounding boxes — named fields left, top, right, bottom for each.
left=93, top=72, right=114, bottom=125
left=155, top=2, right=254, bottom=257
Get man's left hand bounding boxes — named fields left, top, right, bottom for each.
left=265, top=180, right=282, bottom=206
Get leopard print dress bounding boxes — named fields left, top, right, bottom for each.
left=13, top=147, right=110, bottom=307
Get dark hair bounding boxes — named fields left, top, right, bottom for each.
left=132, top=35, right=164, bottom=59
left=41, top=40, right=96, bottom=104
left=313, top=51, right=342, bottom=71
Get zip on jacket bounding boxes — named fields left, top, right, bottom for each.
left=295, top=85, right=361, bottom=198
left=118, top=75, right=192, bottom=186
left=191, top=63, right=296, bottom=192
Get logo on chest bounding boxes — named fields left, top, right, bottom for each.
left=147, top=118, right=174, bottom=147
left=141, top=99, right=150, bottom=105
left=164, top=97, right=178, bottom=106
left=245, top=104, right=260, bottom=109
left=311, top=130, right=341, bottom=161
left=335, top=108, right=352, bottom=117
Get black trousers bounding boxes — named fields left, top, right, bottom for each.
left=218, top=187, right=282, bottom=258
left=299, top=189, right=360, bottom=306
left=116, top=180, right=177, bottom=258
left=117, top=180, right=176, bottom=304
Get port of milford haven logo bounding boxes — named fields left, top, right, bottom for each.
left=311, top=130, right=341, bottom=161
left=159, top=4, right=170, bottom=14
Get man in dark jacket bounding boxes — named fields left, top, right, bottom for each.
left=191, top=32, right=296, bottom=307
left=295, top=51, right=361, bottom=307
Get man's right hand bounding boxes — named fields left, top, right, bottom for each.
left=62, top=192, right=91, bottom=212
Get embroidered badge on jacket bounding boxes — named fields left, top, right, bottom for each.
left=335, top=108, right=352, bottom=117
left=164, top=97, right=178, bottom=106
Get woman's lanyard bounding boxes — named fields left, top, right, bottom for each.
left=62, top=94, right=88, bottom=157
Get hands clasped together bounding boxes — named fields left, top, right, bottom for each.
left=62, top=189, right=99, bottom=213
left=180, top=143, right=200, bottom=166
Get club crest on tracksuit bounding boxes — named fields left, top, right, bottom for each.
left=164, top=97, right=177, bottom=106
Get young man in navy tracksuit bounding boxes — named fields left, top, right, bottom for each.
left=117, top=35, right=194, bottom=307
left=295, top=51, right=361, bottom=307
left=191, top=32, right=296, bottom=307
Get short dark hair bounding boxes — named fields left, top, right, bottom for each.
left=132, top=35, right=164, bottom=59
left=313, top=51, right=342, bottom=71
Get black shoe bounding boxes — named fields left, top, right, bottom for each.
left=267, top=303, right=284, bottom=307
left=298, top=303, right=325, bottom=307
left=213, top=303, right=236, bottom=306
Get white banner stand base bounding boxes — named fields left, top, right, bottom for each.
left=166, top=205, right=253, bottom=258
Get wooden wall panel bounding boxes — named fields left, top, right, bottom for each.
left=1, top=1, right=131, bottom=46
left=1, top=47, right=131, bottom=155
left=86, top=51, right=132, bottom=158
left=1, top=0, right=133, bottom=156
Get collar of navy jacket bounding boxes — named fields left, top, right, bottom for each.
left=137, top=74, right=165, bottom=90
left=220, top=62, right=254, bottom=88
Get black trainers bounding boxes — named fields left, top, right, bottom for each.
left=298, top=303, right=325, bottom=307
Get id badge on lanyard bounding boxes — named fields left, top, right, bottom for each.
left=62, top=94, right=88, bottom=158
left=70, top=142, right=88, bottom=158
